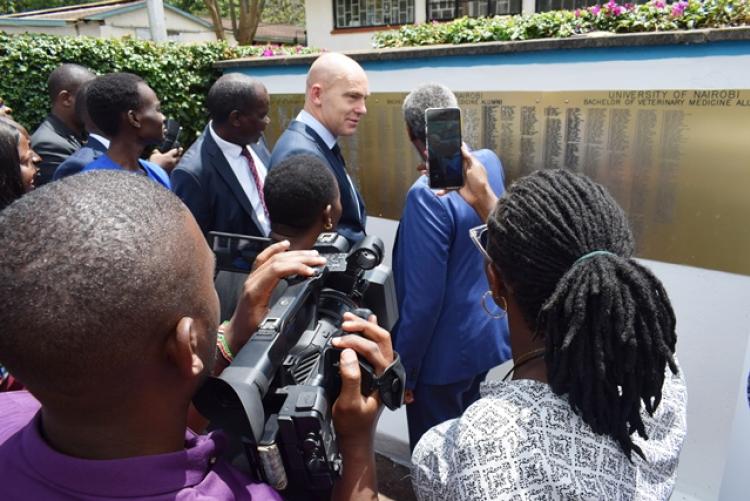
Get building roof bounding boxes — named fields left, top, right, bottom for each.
left=0, top=0, right=212, bottom=28
left=0, top=0, right=306, bottom=44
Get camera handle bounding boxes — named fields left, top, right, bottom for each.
left=330, top=307, right=406, bottom=410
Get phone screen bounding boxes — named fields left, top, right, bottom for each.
left=425, top=107, right=463, bottom=189
left=210, top=231, right=272, bottom=273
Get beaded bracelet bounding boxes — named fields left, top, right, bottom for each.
left=216, top=321, right=233, bottom=364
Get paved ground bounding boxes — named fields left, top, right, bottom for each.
left=376, top=453, right=416, bottom=501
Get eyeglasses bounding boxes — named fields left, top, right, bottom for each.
left=469, top=224, right=492, bottom=262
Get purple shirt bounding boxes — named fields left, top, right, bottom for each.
left=0, top=391, right=281, bottom=500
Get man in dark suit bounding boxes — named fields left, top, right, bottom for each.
left=172, top=74, right=271, bottom=241
left=172, top=74, right=272, bottom=320
left=53, top=81, right=106, bottom=181
left=31, top=64, right=95, bottom=186
left=270, top=53, right=368, bottom=244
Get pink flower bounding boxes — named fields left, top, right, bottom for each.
left=590, top=4, right=601, bottom=15
left=624, top=2, right=635, bottom=10
left=606, top=1, right=625, bottom=15
left=671, top=0, right=687, bottom=16
left=261, top=47, right=275, bottom=57
left=652, top=0, right=666, bottom=8
left=574, top=8, right=581, bottom=17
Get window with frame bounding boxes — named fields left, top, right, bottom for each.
left=334, top=0, right=415, bottom=29
left=427, top=0, right=522, bottom=21
left=535, top=0, right=649, bottom=12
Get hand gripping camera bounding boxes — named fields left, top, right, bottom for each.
left=193, top=233, right=404, bottom=499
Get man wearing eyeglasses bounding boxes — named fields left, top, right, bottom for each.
left=393, top=84, right=512, bottom=451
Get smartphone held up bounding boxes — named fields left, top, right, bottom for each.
left=425, top=107, right=463, bottom=190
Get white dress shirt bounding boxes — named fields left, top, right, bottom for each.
left=88, top=133, right=110, bottom=149
left=208, top=121, right=270, bottom=236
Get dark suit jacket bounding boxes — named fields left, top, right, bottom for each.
left=30, top=113, right=85, bottom=186
left=269, top=120, right=367, bottom=244
left=171, top=126, right=271, bottom=240
left=53, top=136, right=108, bottom=181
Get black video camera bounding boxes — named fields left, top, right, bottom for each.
left=194, top=232, right=402, bottom=499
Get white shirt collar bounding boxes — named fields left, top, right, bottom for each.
left=208, top=121, right=246, bottom=158
left=297, top=110, right=337, bottom=149
left=89, top=133, right=110, bottom=149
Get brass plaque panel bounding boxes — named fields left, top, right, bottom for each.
left=264, top=91, right=750, bottom=276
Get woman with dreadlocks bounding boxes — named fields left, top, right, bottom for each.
left=411, top=150, right=687, bottom=500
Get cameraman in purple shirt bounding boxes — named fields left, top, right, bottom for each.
left=0, top=171, right=393, bottom=500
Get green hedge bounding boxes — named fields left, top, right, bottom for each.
left=373, top=0, right=750, bottom=48
left=0, top=33, right=317, bottom=144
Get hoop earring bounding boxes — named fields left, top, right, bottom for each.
left=481, top=290, right=507, bottom=320
left=323, top=221, right=333, bottom=231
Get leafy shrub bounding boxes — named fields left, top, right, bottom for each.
left=0, top=33, right=317, bottom=143
left=373, top=0, right=750, bottom=48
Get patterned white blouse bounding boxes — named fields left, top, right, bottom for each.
left=412, top=368, right=687, bottom=501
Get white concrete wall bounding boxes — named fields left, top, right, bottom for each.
left=304, top=0, right=426, bottom=51
left=76, top=20, right=103, bottom=37
left=100, top=24, right=136, bottom=39
left=107, top=7, right=211, bottom=34
left=0, top=7, right=216, bottom=42
left=252, top=46, right=750, bottom=94
left=0, top=24, right=76, bottom=36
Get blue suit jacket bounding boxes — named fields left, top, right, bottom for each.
left=171, top=126, right=271, bottom=240
left=269, top=120, right=367, bottom=245
left=392, top=149, right=511, bottom=388
left=53, top=136, right=108, bottom=181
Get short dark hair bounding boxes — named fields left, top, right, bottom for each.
left=47, top=63, right=95, bottom=102
left=206, top=74, right=263, bottom=124
left=86, top=72, right=145, bottom=137
left=487, top=169, right=678, bottom=461
left=264, top=154, right=338, bottom=230
left=0, top=170, right=208, bottom=395
left=0, top=118, right=23, bottom=210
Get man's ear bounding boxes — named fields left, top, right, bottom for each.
left=58, top=90, right=74, bottom=108
left=416, top=140, right=427, bottom=161
left=405, top=127, right=427, bottom=160
left=310, top=83, right=323, bottom=106
left=165, top=317, right=205, bottom=379
left=127, top=109, right=141, bottom=129
left=228, top=109, right=242, bottom=128
left=322, top=204, right=333, bottom=230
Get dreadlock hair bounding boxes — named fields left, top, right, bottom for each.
left=486, top=169, right=678, bottom=461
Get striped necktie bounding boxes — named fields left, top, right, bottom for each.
left=240, top=147, right=269, bottom=219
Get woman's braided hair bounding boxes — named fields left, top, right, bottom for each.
left=486, top=169, right=678, bottom=460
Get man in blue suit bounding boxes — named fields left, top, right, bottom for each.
left=172, top=74, right=272, bottom=241
left=270, top=53, right=368, bottom=245
left=55, top=81, right=181, bottom=181
left=393, top=84, right=512, bottom=450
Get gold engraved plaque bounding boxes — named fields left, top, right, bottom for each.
left=264, top=90, right=750, bottom=276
